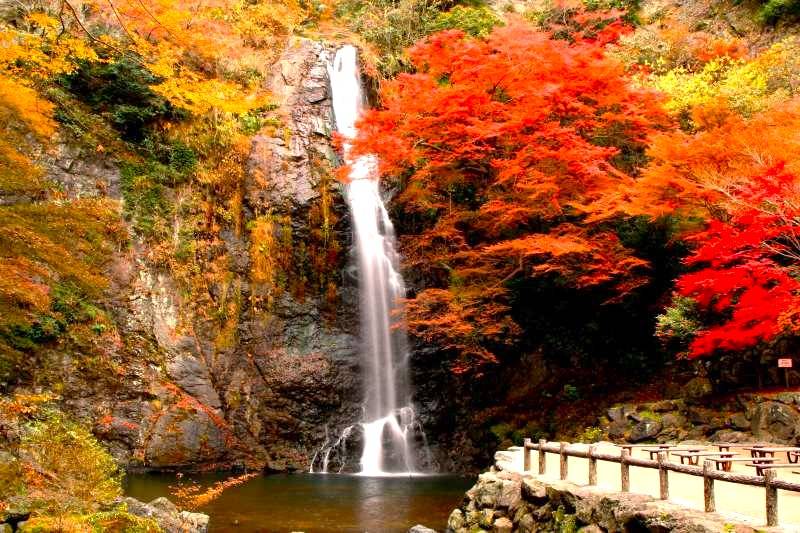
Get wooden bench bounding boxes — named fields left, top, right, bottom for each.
left=619, top=444, right=684, bottom=460
left=620, top=444, right=676, bottom=452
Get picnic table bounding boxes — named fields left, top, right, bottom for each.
left=672, top=451, right=736, bottom=469
left=715, top=443, right=765, bottom=452
left=746, top=446, right=800, bottom=462
left=748, top=461, right=800, bottom=476
left=639, top=446, right=704, bottom=460
left=619, top=443, right=676, bottom=452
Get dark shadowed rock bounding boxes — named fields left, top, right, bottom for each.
left=682, top=377, right=712, bottom=402
left=607, top=406, right=625, bottom=423
left=710, top=429, right=748, bottom=442
left=608, top=420, right=629, bottom=439
left=729, top=412, right=750, bottom=430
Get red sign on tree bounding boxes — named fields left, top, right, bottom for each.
left=778, top=358, right=793, bottom=368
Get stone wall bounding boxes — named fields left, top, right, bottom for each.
left=444, top=457, right=781, bottom=533
left=603, top=382, right=800, bottom=446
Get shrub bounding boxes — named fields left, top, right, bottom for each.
left=336, top=0, right=445, bottom=76
left=648, top=38, right=800, bottom=129
left=758, top=0, right=800, bottom=24
left=656, top=295, right=701, bottom=355
left=577, top=426, right=604, bottom=443
left=0, top=399, right=122, bottom=518
left=119, top=160, right=177, bottom=240
left=0, top=198, right=124, bottom=383
left=59, top=57, right=182, bottom=141
left=336, top=0, right=502, bottom=76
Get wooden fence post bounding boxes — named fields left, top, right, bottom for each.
left=523, top=438, right=531, bottom=472
left=703, top=460, right=715, bottom=513
left=538, top=439, right=547, bottom=475
left=658, top=451, right=669, bottom=500
left=588, top=444, right=598, bottom=486
left=765, top=468, right=778, bottom=527
left=621, top=448, right=630, bottom=492
left=560, top=442, right=568, bottom=480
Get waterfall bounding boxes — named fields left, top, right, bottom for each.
left=311, top=45, right=423, bottom=476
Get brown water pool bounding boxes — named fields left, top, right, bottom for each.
left=124, top=472, right=473, bottom=533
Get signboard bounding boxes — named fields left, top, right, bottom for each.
left=778, top=358, right=793, bottom=368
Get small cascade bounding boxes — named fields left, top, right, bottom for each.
left=309, top=45, right=427, bottom=476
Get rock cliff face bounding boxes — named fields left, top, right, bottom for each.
left=18, top=35, right=501, bottom=475
left=36, top=37, right=363, bottom=472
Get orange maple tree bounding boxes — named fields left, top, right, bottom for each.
left=351, top=20, right=670, bottom=371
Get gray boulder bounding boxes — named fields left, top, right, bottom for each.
left=407, top=525, right=437, bottom=533
left=121, top=496, right=209, bottom=533
left=447, top=509, right=466, bottom=531
left=749, top=401, right=800, bottom=441
left=629, top=419, right=662, bottom=442
left=494, top=516, right=513, bottom=533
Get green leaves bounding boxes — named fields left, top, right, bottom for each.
left=59, top=57, right=178, bottom=141
left=430, top=5, right=503, bottom=37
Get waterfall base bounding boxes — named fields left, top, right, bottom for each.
left=309, top=406, right=432, bottom=476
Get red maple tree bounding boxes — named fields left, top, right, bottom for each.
left=673, top=164, right=800, bottom=357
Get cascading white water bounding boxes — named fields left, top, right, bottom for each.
left=314, top=44, right=421, bottom=476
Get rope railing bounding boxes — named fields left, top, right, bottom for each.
left=522, top=438, right=800, bottom=527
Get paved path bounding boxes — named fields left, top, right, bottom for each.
left=496, top=442, right=800, bottom=531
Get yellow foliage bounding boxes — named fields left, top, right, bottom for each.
left=170, top=472, right=257, bottom=510
left=77, top=0, right=311, bottom=116
left=0, top=74, right=55, bottom=193
left=648, top=38, right=800, bottom=128
left=152, top=76, right=263, bottom=116
left=250, top=214, right=280, bottom=287
left=0, top=15, right=98, bottom=79
left=0, top=76, right=54, bottom=138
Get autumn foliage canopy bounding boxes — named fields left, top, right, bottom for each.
left=351, top=20, right=669, bottom=370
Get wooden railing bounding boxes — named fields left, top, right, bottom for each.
left=522, top=439, right=800, bottom=527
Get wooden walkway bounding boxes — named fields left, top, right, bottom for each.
left=494, top=440, right=800, bottom=530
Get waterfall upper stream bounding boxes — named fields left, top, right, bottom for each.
left=310, top=45, right=426, bottom=476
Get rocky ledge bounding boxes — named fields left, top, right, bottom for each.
left=443, top=458, right=783, bottom=533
